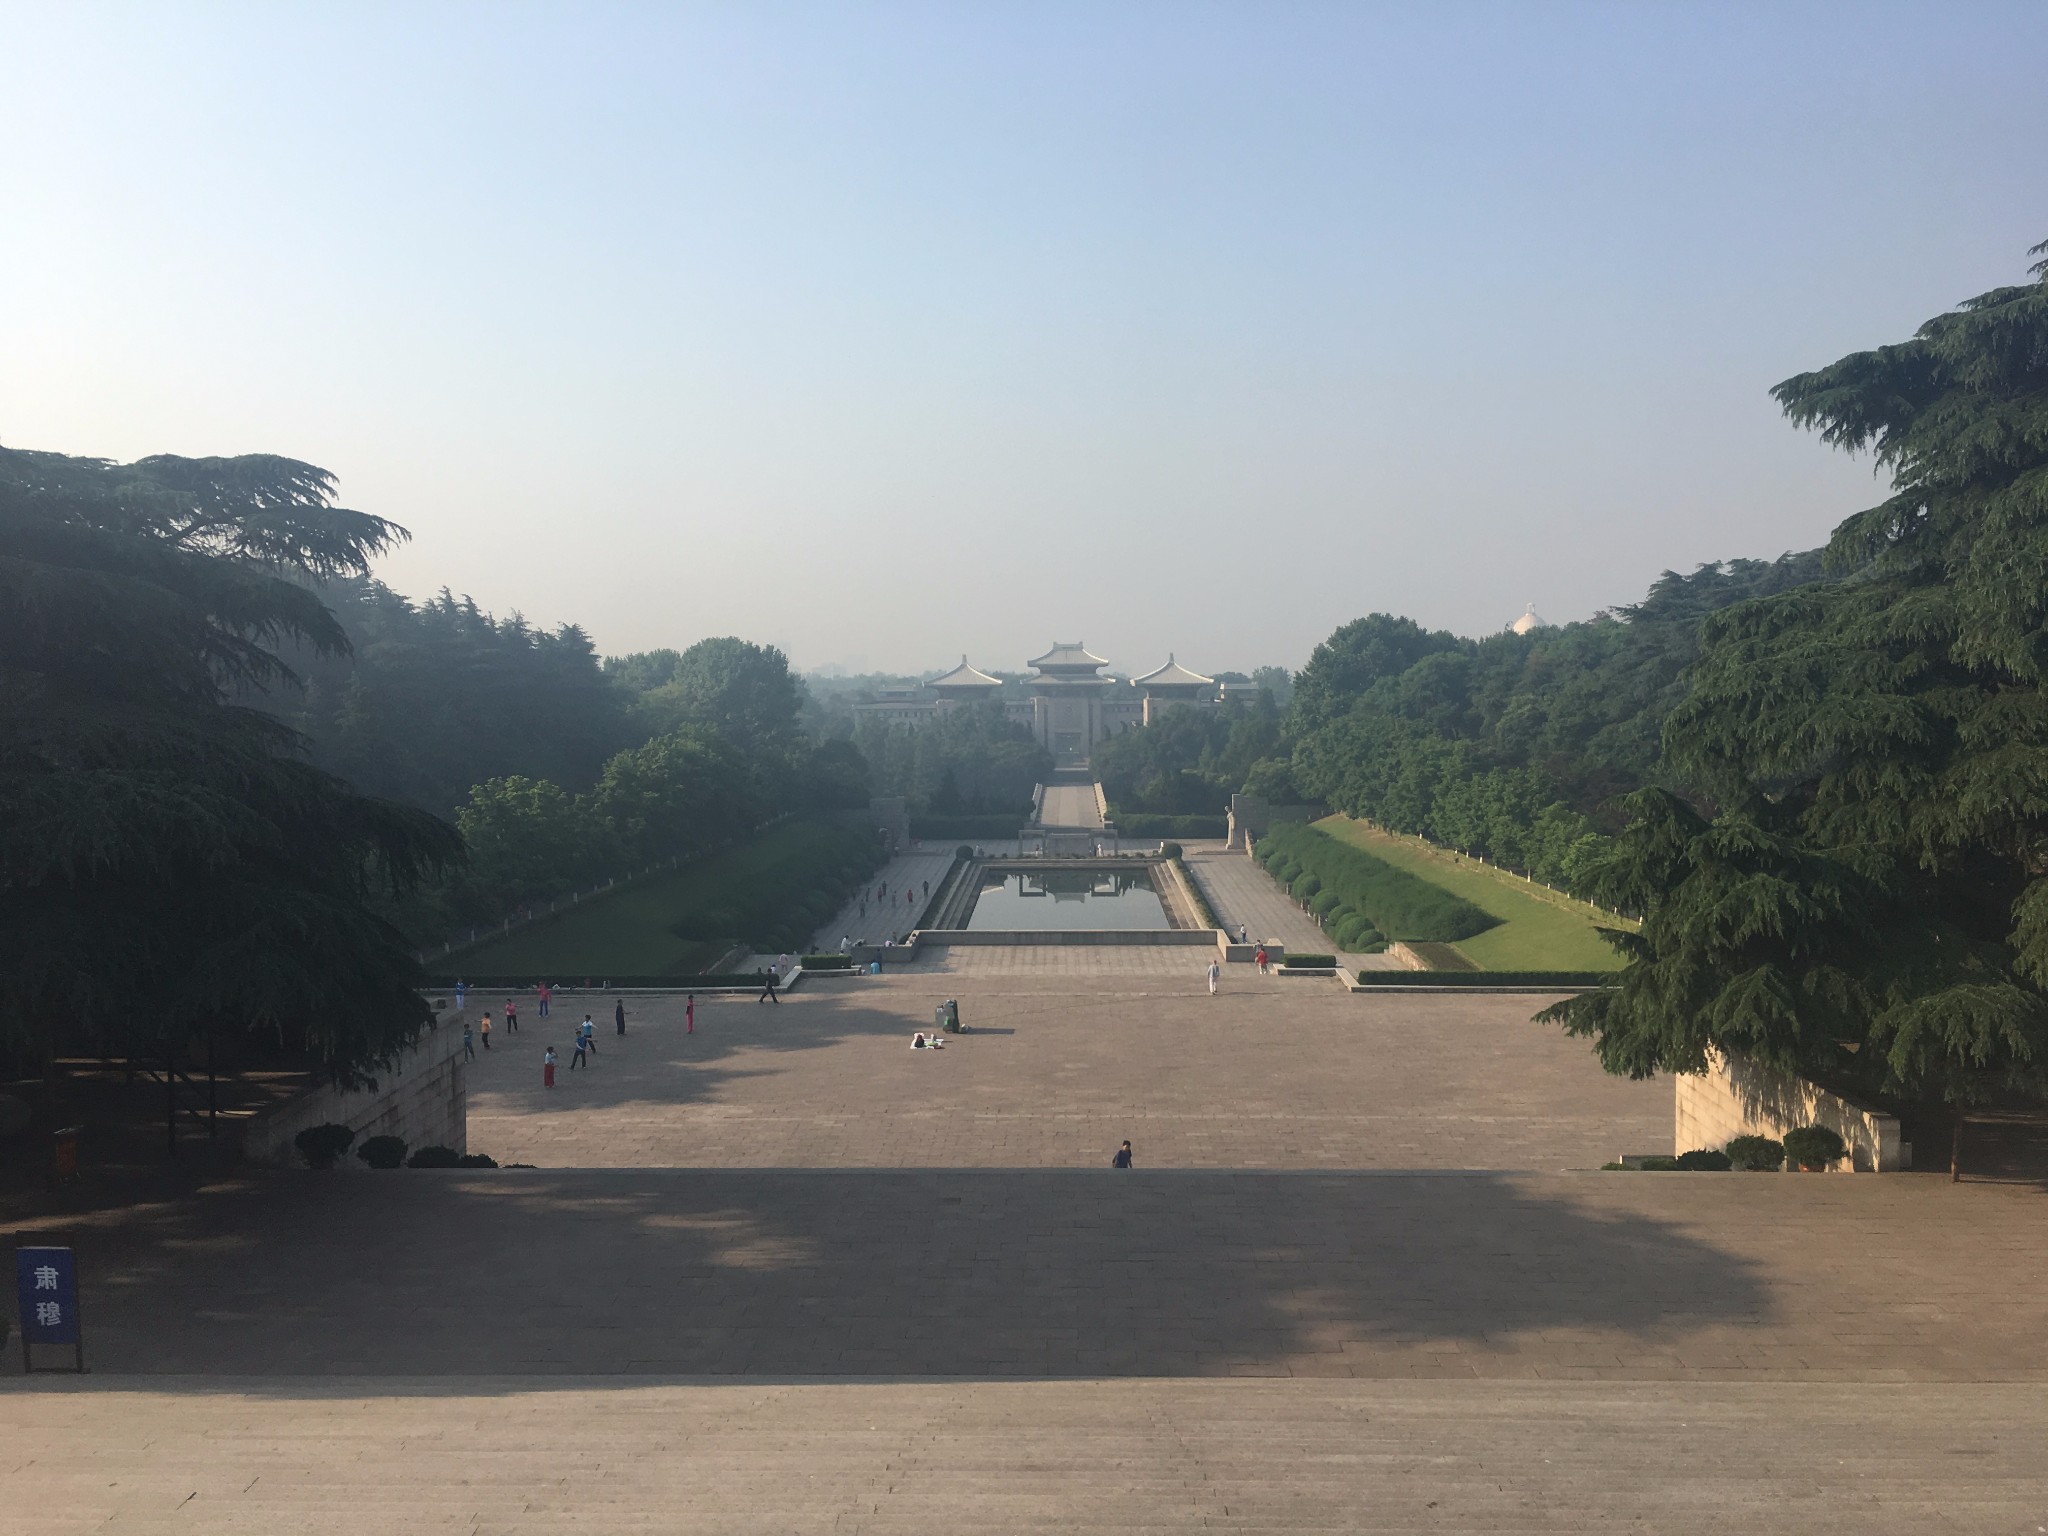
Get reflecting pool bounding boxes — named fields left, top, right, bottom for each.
left=964, top=868, right=1171, bottom=931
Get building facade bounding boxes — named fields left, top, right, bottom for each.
left=854, top=645, right=1242, bottom=764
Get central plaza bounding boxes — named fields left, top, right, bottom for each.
left=7, top=960, right=2048, bottom=1532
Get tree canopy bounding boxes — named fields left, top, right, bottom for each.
left=277, top=578, right=635, bottom=815
left=1549, top=241, right=2048, bottom=1104
left=631, top=636, right=806, bottom=757
left=0, top=447, right=461, bottom=1079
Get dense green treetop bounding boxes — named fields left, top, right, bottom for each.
left=1092, top=693, right=1282, bottom=815
left=1288, top=614, right=1463, bottom=734
left=0, top=447, right=460, bottom=1077
left=1551, top=242, right=2048, bottom=1103
left=630, top=636, right=806, bottom=756
left=278, top=577, right=634, bottom=814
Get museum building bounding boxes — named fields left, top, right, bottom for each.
left=854, top=645, right=1253, bottom=763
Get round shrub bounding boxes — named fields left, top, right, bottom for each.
left=456, top=1152, right=499, bottom=1168
left=294, top=1122, right=355, bottom=1170
left=1725, top=1134, right=1784, bottom=1172
left=1336, top=916, right=1381, bottom=950
left=1782, top=1125, right=1847, bottom=1167
left=357, top=1134, right=408, bottom=1170
left=1291, top=873, right=1321, bottom=901
left=408, top=1144, right=463, bottom=1169
left=1310, top=890, right=1342, bottom=919
left=1160, top=842, right=1183, bottom=860
left=956, top=844, right=974, bottom=860
left=1675, top=1148, right=1732, bottom=1171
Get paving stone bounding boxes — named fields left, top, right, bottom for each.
left=3, top=1379, right=2045, bottom=1535
left=467, top=978, right=1665, bottom=1169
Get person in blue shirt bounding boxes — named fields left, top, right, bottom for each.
left=1112, top=1140, right=1133, bottom=1169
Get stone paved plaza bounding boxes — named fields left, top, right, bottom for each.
left=463, top=977, right=1667, bottom=1168
left=10, top=1379, right=2047, bottom=1535
left=1183, top=847, right=1407, bottom=968
left=8, top=975, right=2048, bottom=1531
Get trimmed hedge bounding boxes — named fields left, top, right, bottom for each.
left=1283, top=953, right=1336, bottom=969
left=1783, top=1125, right=1847, bottom=1166
left=802, top=953, right=854, bottom=970
left=1726, top=1134, right=1784, bottom=1172
left=1675, top=1148, right=1732, bottom=1171
left=295, top=1122, right=355, bottom=1169
left=1334, top=914, right=1382, bottom=950
left=1256, top=823, right=1496, bottom=943
left=1349, top=969, right=1611, bottom=987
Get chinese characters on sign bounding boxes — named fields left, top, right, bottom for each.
left=15, top=1245, right=83, bottom=1371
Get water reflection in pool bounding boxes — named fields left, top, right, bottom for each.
left=965, top=868, right=1171, bottom=931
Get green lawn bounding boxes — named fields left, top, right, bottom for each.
left=1314, top=816, right=1632, bottom=971
left=447, top=820, right=868, bottom=978
left=449, top=877, right=733, bottom=978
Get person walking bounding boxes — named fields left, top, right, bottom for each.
left=579, top=1014, right=597, bottom=1056
left=1206, top=959, right=1221, bottom=996
left=503, top=1000, right=518, bottom=1034
left=462, top=1021, right=475, bottom=1061
left=454, top=979, right=467, bottom=1012
left=569, top=1033, right=587, bottom=1070
left=1254, top=945, right=1269, bottom=976
left=1112, top=1140, right=1133, bottom=1169
left=479, top=1011, right=492, bottom=1050
left=543, top=1045, right=557, bottom=1087
left=758, top=968, right=780, bottom=1005
left=614, top=999, right=626, bottom=1037
left=686, top=994, right=695, bottom=1034
left=537, top=981, right=552, bottom=1019
left=922, top=879, right=929, bottom=899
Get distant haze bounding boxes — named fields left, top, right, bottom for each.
left=3, top=3, right=2043, bottom=674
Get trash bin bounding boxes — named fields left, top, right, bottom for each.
left=50, top=1125, right=82, bottom=1188
left=936, top=999, right=961, bottom=1034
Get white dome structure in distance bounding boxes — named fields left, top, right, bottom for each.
left=1509, top=603, right=1548, bottom=636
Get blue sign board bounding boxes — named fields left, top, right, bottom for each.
left=17, top=1246, right=80, bottom=1346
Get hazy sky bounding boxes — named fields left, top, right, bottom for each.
left=4, top=3, right=2043, bottom=676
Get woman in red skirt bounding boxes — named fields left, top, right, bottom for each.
left=542, top=1045, right=557, bottom=1088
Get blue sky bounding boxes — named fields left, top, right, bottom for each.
left=3, top=2, right=2042, bottom=674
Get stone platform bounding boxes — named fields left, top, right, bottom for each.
left=461, top=978, right=1667, bottom=1169
left=9, top=977, right=2047, bottom=1532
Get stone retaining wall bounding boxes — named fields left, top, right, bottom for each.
left=913, top=929, right=1221, bottom=947
left=240, top=1018, right=467, bottom=1169
left=1674, top=1048, right=1904, bottom=1171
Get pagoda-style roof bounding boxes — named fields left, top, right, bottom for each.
left=1028, top=642, right=1109, bottom=674
left=1131, top=653, right=1213, bottom=689
left=927, top=655, right=1002, bottom=690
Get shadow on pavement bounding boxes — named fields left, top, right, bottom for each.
left=8, top=1167, right=1786, bottom=1383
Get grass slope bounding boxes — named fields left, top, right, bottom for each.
left=451, top=820, right=870, bottom=977
left=1315, top=816, right=1632, bottom=971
